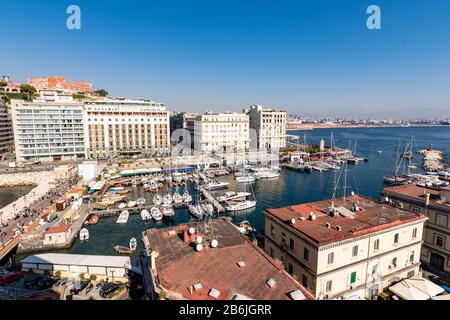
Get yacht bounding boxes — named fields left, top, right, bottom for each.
left=203, top=181, right=230, bottom=190
left=188, top=204, right=204, bottom=219
left=161, top=205, right=175, bottom=217
left=163, top=193, right=173, bottom=205
left=172, top=192, right=183, bottom=205
left=183, top=191, right=193, bottom=203
left=236, top=175, right=256, bottom=183
left=225, top=200, right=257, bottom=212
left=150, top=207, right=162, bottom=221
left=136, top=198, right=146, bottom=206
left=153, top=194, right=162, bottom=206
left=127, top=201, right=137, bottom=208
left=116, top=210, right=129, bottom=224
left=140, top=209, right=151, bottom=221
left=254, top=170, right=280, bottom=179
left=201, top=202, right=214, bottom=215
left=217, top=191, right=251, bottom=203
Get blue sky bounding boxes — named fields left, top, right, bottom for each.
left=1, top=0, right=449, bottom=118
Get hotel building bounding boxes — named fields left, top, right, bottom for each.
left=248, top=104, right=286, bottom=150
left=382, top=184, right=450, bottom=275
left=0, top=102, right=14, bottom=157
left=186, top=112, right=250, bottom=154
left=83, top=99, right=170, bottom=158
left=10, top=94, right=85, bottom=162
left=264, top=195, right=427, bottom=300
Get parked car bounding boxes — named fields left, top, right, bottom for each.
left=35, top=277, right=55, bottom=290
left=85, top=283, right=94, bottom=294
left=69, top=279, right=90, bottom=295
left=99, top=282, right=120, bottom=298
left=24, top=276, right=45, bottom=289
left=53, top=278, right=69, bottom=288
left=0, top=271, right=24, bottom=285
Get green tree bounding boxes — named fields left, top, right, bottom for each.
left=19, top=84, right=37, bottom=101
left=94, top=89, right=108, bottom=97
left=0, top=80, right=7, bottom=87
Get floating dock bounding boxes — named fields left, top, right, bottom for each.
left=198, top=187, right=225, bottom=213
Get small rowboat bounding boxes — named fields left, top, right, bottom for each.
left=88, top=214, right=99, bottom=225
left=113, top=245, right=131, bottom=255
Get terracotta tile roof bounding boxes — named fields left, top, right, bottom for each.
left=382, top=184, right=441, bottom=198
left=266, top=195, right=427, bottom=246
left=45, top=224, right=70, bottom=234
left=144, top=218, right=313, bottom=300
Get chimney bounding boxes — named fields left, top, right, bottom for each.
left=183, top=229, right=191, bottom=243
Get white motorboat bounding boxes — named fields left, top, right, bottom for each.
left=116, top=210, right=129, bottom=224
left=127, top=201, right=137, bottom=208
left=163, top=193, right=173, bottom=205
left=161, top=205, right=175, bottom=217
left=204, top=181, right=230, bottom=190
left=201, top=202, right=214, bottom=215
left=141, top=177, right=149, bottom=185
left=188, top=204, right=203, bottom=219
left=150, top=207, right=163, bottom=221
left=165, top=175, right=172, bottom=184
left=225, top=200, right=257, bottom=212
left=183, top=191, right=193, bottom=203
left=79, top=228, right=89, bottom=241
left=172, top=192, right=183, bottom=205
left=136, top=198, right=146, bottom=206
left=254, top=170, right=280, bottom=179
left=312, top=166, right=328, bottom=172
left=140, top=209, right=151, bottom=221
left=217, top=191, right=251, bottom=203
left=153, top=194, right=163, bottom=206
left=236, top=175, right=256, bottom=183
left=118, top=202, right=127, bottom=209
left=143, top=183, right=149, bottom=190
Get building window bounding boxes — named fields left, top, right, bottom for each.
left=435, top=235, right=444, bottom=248
left=436, top=214, right=447, bottom=228
left=303, top=248, right=309, bottom=262
left=270, top=225, right=275, bottom=236
left=372, top=264, right=377, bottom=274
left=412, top=228, right=417, bottom=239
left=326, top=280, right=332, bottom=292
left=269, top=247, right=273, bottom=258
left=410, top=251, right=415, bottom=263
left=289, top=238, right=295, bottom=251
left=407, top=271, right=415, bottom=278
left=327, top=252, right=334, bottom=265
left=392, top=257, right=397, bottom=267
left=374, top=239, right=380, bottom=251
left=352, top=245, right=358, bottom=257
left=394, top=233, right=399, bottom=244
left=302, top=275, right=308, bottom=288
left=350, top=272, right=357, bottom=284
left=288, top=262, right=293, bottom=275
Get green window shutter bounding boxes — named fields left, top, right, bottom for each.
left=350, top=272, right=356, bottom=284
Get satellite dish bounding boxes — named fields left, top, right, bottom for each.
left=129, top=237, right=137, bottom=251
left=196, top=236, right=203, bottom=244
left=351, top=191, right=355, bottom=196
left=290, top=218, right=296, bottom=225
left=189, top=227, right=195, bottom=234
left=196, top=243, right=203, bottom=252
left=211, top=239, right=218, bottom=248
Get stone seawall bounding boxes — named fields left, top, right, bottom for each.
left=0, top=171, right=55, bottom=220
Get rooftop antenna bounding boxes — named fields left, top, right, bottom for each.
left=343, top=160, right=350, bottom=201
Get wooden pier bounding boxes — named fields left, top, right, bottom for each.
left=198, top=187, right=225, bottom=213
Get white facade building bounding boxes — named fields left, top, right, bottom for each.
left=83, top=99, right=170, bottom=158
left=10, top=98, right=85, bottom=162
left=248, top=104, right=286, bottom=150
left=188, top=112, right=250, bottom=154
left=0, top=102, right=13, bottom=157
left=78, top=160, right=99, bottom=182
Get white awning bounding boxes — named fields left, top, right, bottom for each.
left=389, top=276, right=445, bottom=300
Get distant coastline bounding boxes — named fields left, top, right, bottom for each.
left=286, top=124, right=449, bottom=131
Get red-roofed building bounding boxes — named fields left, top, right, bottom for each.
left=382, top=183, right=450, bottom=275
left=142, top=218, right=314, bottom=300
left=264, top=194, right=427, bottom=300
left=28, top=76, right=93, bottom=95
left=43, top=224, right=72, bottom=246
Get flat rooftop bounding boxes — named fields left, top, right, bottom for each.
left=266, top=195, right=427, bottom=246
left=21, top=253, right=130, bottom=268
left=143, top=218, right=313, bottom=300
left=382, top=184, right=449, bottom=207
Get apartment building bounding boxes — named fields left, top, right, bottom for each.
left=382, top=184, right=450, bottom=275
left=248, top=104, right=286, bottom=150
left=83, top=99, right=170, bottom=158
left=10, top=94, right=85, bottom=162
left=264, top=195, right=427, bottom=300
left=185, top=112, right=250, bottom=154
left=0, top=102, right=14, bottom=157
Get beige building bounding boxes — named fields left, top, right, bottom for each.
left=186, top=112, right=250, bottom=154
left=264, top=195, right=427, bottom=300
left=83, top=99, right=170, bottom=158
left=248, top=104, right=286, bottom=150
left=0, top=102, right=13, bottom=158
left=43, top=224, right=72, bottom=246
left=382, top=184, right=450, bottom=275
